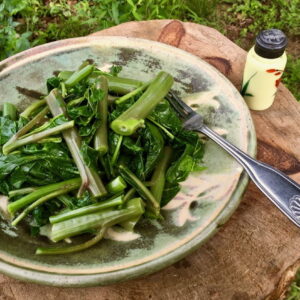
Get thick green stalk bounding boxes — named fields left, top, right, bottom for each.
left=46, top=89, right=107, bottom=198
left=7, top=178, right=81, bottom=216
left=2, top=120, right=74, bottom=155
left=111, top=72, right=173, bottom=136
left=94, top=76, right=108, bottom=155
left=0, top=195, right=11, bottom=221
left=50, top=197, right=144, bottom=242
left=3, top=107, right=49, bottom=155
left=36, top=227, right=106, bottom=255
left=65, top=64, right=94, bottom=87
left=58, top=70, right=74, bottom=81
left=116, top=81, right=150, bottom=105
left=49, top=195, right=124, bottom=224
left=106, top=76, right=142, bottom=95
left=12, top=184, right=79, bottom=226
left=150, top=146, right=173, bottom=204
left=3, top=103, right=17, bottom=120
left=119, top=165, right=160, bottom=217
left=20, top=99, right=46, bottom=119
left=107, top=176, right=127, bottom=194
left=8, top=187, right=37, bottom=198
left=120, top=216, right=141, bottom=231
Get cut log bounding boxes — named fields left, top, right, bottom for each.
left=1, top=20, right=299, bottom=300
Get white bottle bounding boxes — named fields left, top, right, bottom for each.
left=242, top=29, right=287, bottom=111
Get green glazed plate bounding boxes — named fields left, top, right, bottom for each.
left=0, top=37, right=256, bottom=287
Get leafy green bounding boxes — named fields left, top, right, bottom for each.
left=142, top=122, right=164, bottom=178
left=0, top=142, right=78, bottom=195
left=109, top=65, right=122, bottom=76
left=0, top=116, right=18, bottom=145
left=0, top=61, right=208, bottom=257
left=47, top=77, right=61, bottom=93
left=149, top=99, right=182, bottom=135
left=166, top=140, right=205, bottom=183
left=80, top=142, right=99, bottom=168
left=161, top=182, right=180, bottom=207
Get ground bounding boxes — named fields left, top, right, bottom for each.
left=0, top=0, right=300, bottom=298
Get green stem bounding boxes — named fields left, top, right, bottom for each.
left=50, top=197, right=144, bottom=242
left=21, top=114, right=68, bottom=139
left=0, top=195, right=11, bottom=221
left=120, top=216, right=141, bottom=231
left=116, top=81, right=150, bottom=105
left=7, top=178, right=81, bottom=216
left=57, top=194, right=74, bottom=209
left=147, top=116, right=174, bottom=139
left=12, top=185, right=79, bottom=226
left=20, top=99, right=46, bottom=119
left=94, top=76, right=108, bottom=155
left=3, top=103, right=17, bottom=120
left=8, top=187, right=37, bottom=198
left=67, top=96, right=85, bottom=107
left=106, top=76, right=142, bottom=95
left=38, top=137, right=62, bottom=144
left=119, top=165, right=160, bottom=217
left=3, top=107, right=49, bottom=155
left=36, top=227, right=106, bottom=255
left=49, top=195, right=124, bottom=224
left=150, top=146, right=173, bottom=204
left=58, top=70, right=74, bottom=81
left=111, top=135, right=123, bottom=166
left=122, top=188, right=136, bottom=204
left=111, top=72, right=173, bottom=136
left=107, top=176, right=127, bottom=194
left=65, top=64, right=94, bottom=87
left=46, top=89, right=107, bottom=198
left=2, top=120, right=74, bottom=155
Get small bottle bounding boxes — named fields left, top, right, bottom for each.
left=242, top=29, right=287, bottom=110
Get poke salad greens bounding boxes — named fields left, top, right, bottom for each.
left=0, top=61, right=205, bottom=255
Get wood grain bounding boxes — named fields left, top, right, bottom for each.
left=2, top=20, right=300, bottom=300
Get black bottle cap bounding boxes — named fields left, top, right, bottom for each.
left=254, top=29, right=287, bottom=59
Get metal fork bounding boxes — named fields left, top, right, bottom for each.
left=166, top=92, right=300, bottom=228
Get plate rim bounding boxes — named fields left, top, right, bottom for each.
left=0, top=36, right=256, bottom=286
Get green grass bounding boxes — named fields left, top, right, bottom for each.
left=0, top=0, right=298, bottom=99
left=286, top=271, right=300, bottom=300
left=0, top=0, right=300, bottom=297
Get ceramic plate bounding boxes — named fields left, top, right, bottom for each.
left=0, top=37, right=256, bottom=286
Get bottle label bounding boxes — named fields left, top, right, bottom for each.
left=241, top=69, right=284, bottom=98
left=266, top=69, right=283, bottom=87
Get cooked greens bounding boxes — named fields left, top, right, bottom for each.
left=0, top=62, right=205, bottom=255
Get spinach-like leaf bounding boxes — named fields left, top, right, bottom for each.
left=47, top=77, right=61, bottom=93
left=32, top=199, right=62, bottom=227
left=109, top=97, right=135, bottom=121
left=81, top=142, right=99, bottom=168
left=109, top=65, right=122, bottom=76
left=142, top=122, right=164, bottom=177
left=149, top=100, right=182, bottom=135
left=0, top=116, right=18, bottom=145
left=166, top=139, right=205, bottom=183
left=161, top=182, right=180, bottom=207
left=122, top=136, right=143, bottom=154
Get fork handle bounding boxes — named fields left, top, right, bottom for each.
left=200, top=125, right=300, bottom=227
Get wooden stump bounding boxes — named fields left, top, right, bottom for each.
left=1, top=20, right=300, bottom=300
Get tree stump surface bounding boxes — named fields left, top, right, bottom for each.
left=1, top=20, right=300, bottom=300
